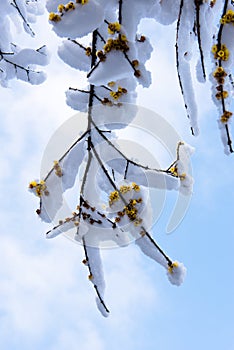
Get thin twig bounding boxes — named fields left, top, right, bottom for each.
left=67, top=38, right=87, bottom=51
left=119, top=0, right=123, bottom=24
left=96, top=30, right=106, bottom=44
left=87, top=60, right=101, bottom=79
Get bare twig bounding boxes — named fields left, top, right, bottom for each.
left=194, top=0, right=206, bottom=80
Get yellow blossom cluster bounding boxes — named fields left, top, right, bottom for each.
left=58, top=210, right=80, bottom=226
left=119, top=184, right=131, bottom=193
left=49, top=0, right=88, bottom=22
left=124, top=199, right=138, bottom=221
left=108, top=81, right=115, bottom=87
left=110, top=86, right=127, bottom=100
left=53, top=160, right=63, bottom=177
left=213, top=66, right=227, bottom=85
left=49, top=12, right=61, bottom=22
left=96, top=50, right=106, bottom=61
left=114, top=197, right=143, bottom=225
left=28, top=180, right=49, bottom=197
left=212, top=66, right=231, bottom=119
left=220, top=110, right=233, bottom=124
left=109, top=190, right=120, bottom=205
left=108, top=22, right=121, bottom=35
left=132, top=59, right=139, bottom=68
left=85, top=47, right=92, bottom=56
left=212, top=44, right=229, bottom=61
left=101, top=97, right=114, bottom=106
left=168, top=261, right=179, bottom=274
left=169, top=166, right=186, bottom=180
left=220, top=9, right=234, bottom=25
left=109, top=183, right=141, bottom=205
left=103, top=36, right=129, bottom=53
left=132, top=182, right=140, bottom=191
left=215, top=90, right=228, bottom=100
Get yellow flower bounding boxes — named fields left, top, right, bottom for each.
left=132, top=182, right=140, bottom=191
left=212, top=44, right=229, bottom=61
left=65, top=2, right=75, bottom=11
left=169, top=166, right=179, bottom=177
left=211, top=44, right=218, bottom=53
left=217, top=50, right=224, bottom=58
left=120, top=185, right=131, bottom=193
left=109, top=190, right=120, bottom=205
left=213, top=66, right=227, bottom=78
left=215, top=91, right=228, bottom=100
left=29, top=180, right=37, bottom=188
left=132, top=59, right=139, bottom=67
left=108, top=22, right=121, bottom=35
left=108, top=81, right=115, bottom=87
left=53, top=160, right=63, bottom=177
left=85, top=47, right=91, bottom=56
left=57, top=4, right=65, bottom=12
left=49, top=12, right=61, bottom=22
left=220, top=111, right=232, bottom=123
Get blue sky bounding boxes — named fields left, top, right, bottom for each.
left=0, top=10, right=234, bottom=350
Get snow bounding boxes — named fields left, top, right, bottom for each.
left=152, top=0, right=181, bottom=26
left=121, top=0, right=155, bottom=41
left=61, top=137, right=86, bottom=191
left=135, top=36, right=153, bottom=64
left=88, top=51, right=132, bottom=86
left=176, top=142, right=195, bottom=195
left=58, top=39, right=91, bottom=71
left=66, top=88, right=90, bottom=112
left=10, top=47, right=50, bottom=66
left=92, top=103, right=138, bottom=130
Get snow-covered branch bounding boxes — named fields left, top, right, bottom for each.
left=210, top=0, right=234, bottom=153
left=0, top=0, right=49, bottom=86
